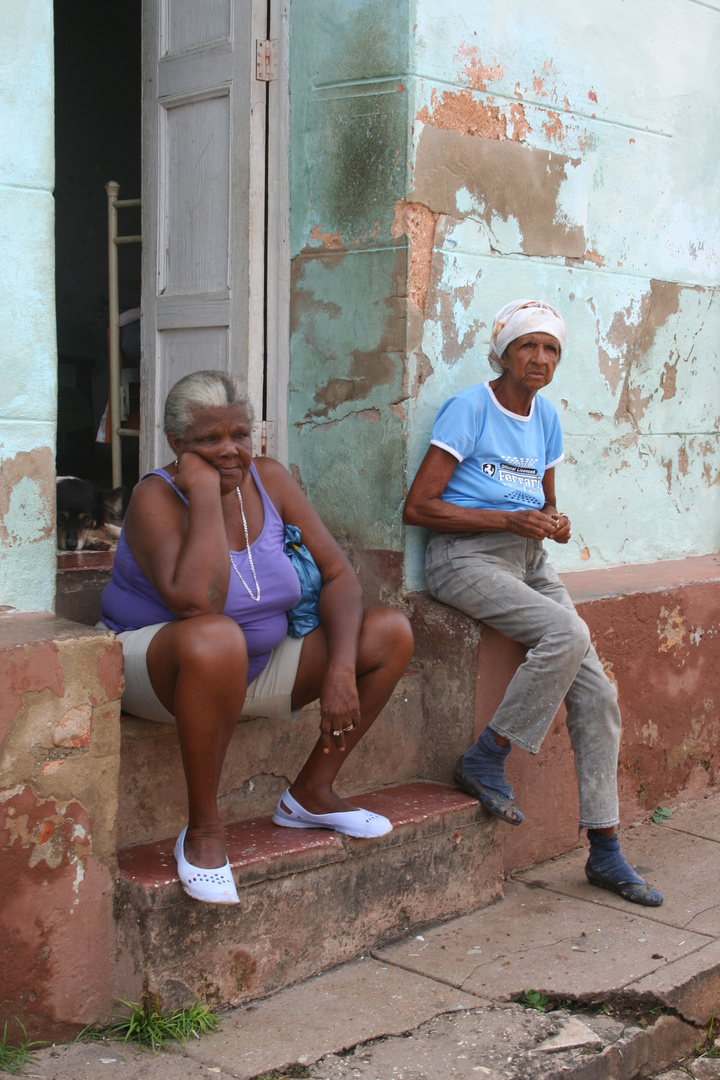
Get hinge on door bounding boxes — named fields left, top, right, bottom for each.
left=256, top=39, right=278, bottom=82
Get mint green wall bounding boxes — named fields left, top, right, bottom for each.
left=404, top=0, right=720, bottom=585
left=288, top=0, right=413, bottom=552
left=0, top=0, right=57, bottom=612
left=288, top=0, right=720, bottom=588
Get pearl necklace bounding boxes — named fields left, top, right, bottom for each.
left=229, top=486, right=260, bottom=602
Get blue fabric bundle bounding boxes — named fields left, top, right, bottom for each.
left=284, top=524, right=322, bottom=638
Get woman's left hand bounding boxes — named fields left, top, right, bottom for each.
left=318, top=667, right=361, bottom=752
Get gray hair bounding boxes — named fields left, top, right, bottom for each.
left=487, top=346, right=505, bottom=374
left=163, top=370, right=254, bottom=437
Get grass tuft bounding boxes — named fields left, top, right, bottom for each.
left=696, top=1012, right=720, bottom=1058
left=520, top=989, right=550, bottom=1013
left=651, top=806, right=673, bottom=824
left=0, top=1021, right=45, bottom=1075
left=79, top=996, right=221, bottom=1053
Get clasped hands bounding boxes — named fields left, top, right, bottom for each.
left=507, top=508, right=572, bottom=544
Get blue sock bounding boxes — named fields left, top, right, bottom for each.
left=587, top=830, right=646, bottom=885
left=462, top=726, right=514, bottom=800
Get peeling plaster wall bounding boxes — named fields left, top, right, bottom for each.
left=0, top=614, right=124, bottom=1037
left=0, top=0, right=57, bottom=612
left=288, top=0, right=414, bottom=553
left=289, top=0, right=718, bottom=585
left=403, top=0, right=720, bottom=587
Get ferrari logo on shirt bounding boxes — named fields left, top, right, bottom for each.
left=498, top=460, right=543, bottom=496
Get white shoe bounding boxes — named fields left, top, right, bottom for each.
left=174, top=828, right=240, bottom=904
left=272, top=789, right=392, bottom=838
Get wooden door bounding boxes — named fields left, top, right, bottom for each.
left=141, top=0, right=273, bottom=470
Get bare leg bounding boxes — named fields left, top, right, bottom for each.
left=286, top=607, right=414, bottom=815
left=146, top=615, right=248, bottom=868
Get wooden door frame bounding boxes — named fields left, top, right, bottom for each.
left=264, top=0, right=290, bottom=465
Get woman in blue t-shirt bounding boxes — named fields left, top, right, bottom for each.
left=404, top=299, right=663, bottom=907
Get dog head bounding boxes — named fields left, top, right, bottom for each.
left=56, top=477, right=124, bottom=552
left=56, top=477, right=102, bottom=551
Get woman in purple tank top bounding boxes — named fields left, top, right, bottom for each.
left=102, top=370, right=413, bottom=904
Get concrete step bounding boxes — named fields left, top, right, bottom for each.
left=116, top=661, right=425, bottom=849
left=114, top=781, right=503, bottom=1010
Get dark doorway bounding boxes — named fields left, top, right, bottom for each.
left=54, top=0, right=141, bottom=486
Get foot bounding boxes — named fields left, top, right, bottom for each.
left=286, top=783, right=361, bottom=817
left=174, top=828, right=239, bottom=905
left=182, top=825, right=228, bottom=870
left=453, top=757, right=524, bottom=825
left=453, top=727, right=523, bottom=825
left=273, top=788, right=392, bottom=838
left=585, top=830, right=663, bottom=907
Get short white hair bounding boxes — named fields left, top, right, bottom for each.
left=163, top=370, right=254, bottom=436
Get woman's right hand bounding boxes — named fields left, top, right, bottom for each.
left=172, top=451, right=221, bottom=497
left=504, top=510, right=560, bottom=540
left=124, top=451, right=230, bottom=620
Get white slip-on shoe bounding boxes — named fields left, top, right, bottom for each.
left=174, top=827, right=240, bottom=904
left=272, top=788, right=392, bottom=838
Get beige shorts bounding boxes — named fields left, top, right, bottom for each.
left=101, top=621, right=305, bottom=724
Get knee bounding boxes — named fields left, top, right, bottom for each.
left=551, top=612, right=591, bottom=664
left=175, top=614, right=247, bottom=672
left=596, top=668, right=620, bottom=715
left=362, top=607, right=414, bottom=669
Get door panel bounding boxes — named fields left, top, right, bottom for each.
left=142, top=0, right=265, bottom=469
left=158, top=328, right=229, bottom=404
left=162, top=95, right=230, bottom=294
left=164, top=0, right=231, bottom=53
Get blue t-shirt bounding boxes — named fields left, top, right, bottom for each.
left=431, top=382, right=564, bottom=512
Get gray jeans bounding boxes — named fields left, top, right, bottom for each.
left=426, top=531, right=621, bottom=830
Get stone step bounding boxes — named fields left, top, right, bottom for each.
left=117, top=662, right=425, bottom=849
left=114, top=781, right=503, bottom=1011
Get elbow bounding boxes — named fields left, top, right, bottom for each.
left=172, top=586, right=226, bottom=620
left=175, top=602, right=215, bottom=620
left=403, top=502, right=420, bottom=527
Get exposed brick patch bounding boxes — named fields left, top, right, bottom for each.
left=391, top=201, right=439, bottom=313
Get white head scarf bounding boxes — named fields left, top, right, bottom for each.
left=488, top=299, right=567, bottom=372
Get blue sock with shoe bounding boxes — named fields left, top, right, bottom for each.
left=454, top=725, right=523, bottom=825
left=585, top=829, right=663, bottom=906
left=463, top=725, right=515, bottom=799
left=587, top=830, right=645, bottom=884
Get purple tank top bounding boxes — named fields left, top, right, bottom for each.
left=100, top=464, right=302, bottom=685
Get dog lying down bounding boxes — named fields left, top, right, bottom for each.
left=56, top=477, right=124, bottom=552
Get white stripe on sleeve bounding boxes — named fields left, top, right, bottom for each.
left=430, top=439, right=464, bottom=463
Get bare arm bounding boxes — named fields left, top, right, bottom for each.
left=124, top=454, right=231, bottom=618
left=403, top=445, right=561, bottom=541
left=257, top=458, right=365, bottom=736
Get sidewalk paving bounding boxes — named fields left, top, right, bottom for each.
left=28, top=792, right=720, bottom=1080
